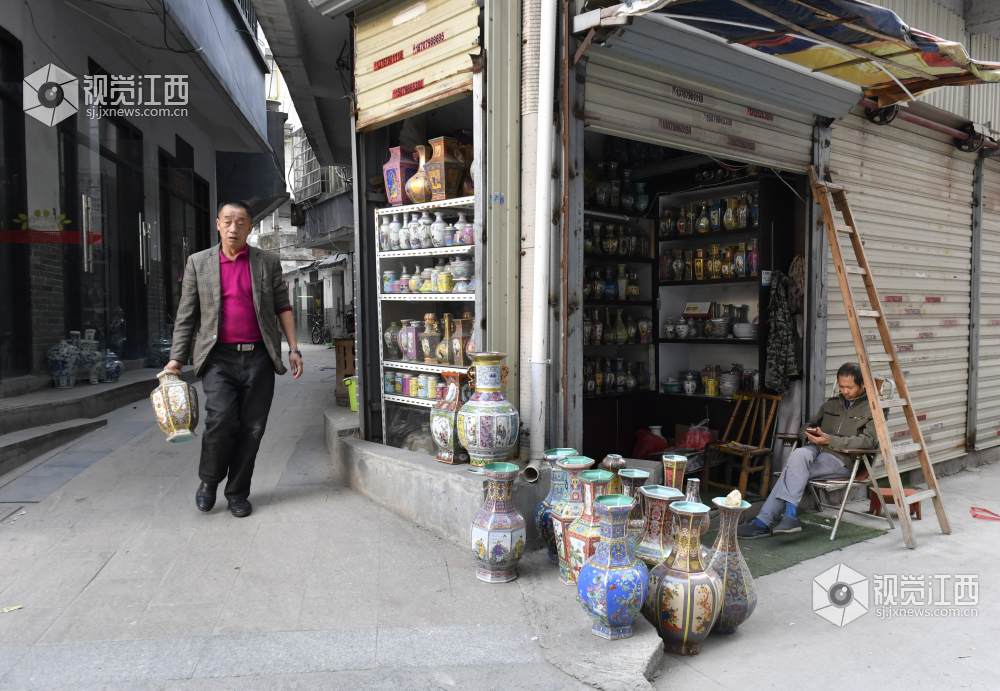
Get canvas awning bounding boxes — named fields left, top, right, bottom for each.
left=576, top=0, right=1000, bottom=107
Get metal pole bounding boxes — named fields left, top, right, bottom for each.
left=807, top=123, right=832, bottom=416
left=967, top=152, right=984, bottom=451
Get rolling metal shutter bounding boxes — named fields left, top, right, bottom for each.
left=827, top=112, right=975, bottom=474
left=582, top=45, right=815, bottom=172
left=976, top=157, right=1000, bottom=449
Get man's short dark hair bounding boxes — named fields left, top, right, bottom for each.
left=217, top=200, right=253, bottom=218
left=837, top=362, right=864, bottom=387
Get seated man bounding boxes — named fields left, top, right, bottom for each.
left=737, top=362, right=879, bottom=539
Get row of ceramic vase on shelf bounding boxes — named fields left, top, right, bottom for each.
left=379, top=211, right=475, bottom=253
left=384, top=312, right=475, bottom=367
left=382, top=256, right=475, bottom=295
left=382, top=137, right=473, bottom=207
left=47, top=330, right=125, bottom=388
left=471, top=450, right=755, bottom=656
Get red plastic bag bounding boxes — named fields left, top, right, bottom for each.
left=677, top=419, right=713, bottom=451
left=633, top=429, right=668, bottom=460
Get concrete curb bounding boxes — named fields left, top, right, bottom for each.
left=516, top=551, right=663, bottom=691
left=324, top=410, right=547, bottom=549
left=0, top=419, right=108, bottom=477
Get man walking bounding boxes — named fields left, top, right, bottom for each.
left=738, top=362, right=878, bottom=539
left=164, top=201, right=303, bottom=517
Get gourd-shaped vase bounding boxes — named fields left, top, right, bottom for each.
left=534, top=448, right=578, bottom=564
left=633, top=485, right=683, bottom=567
left=577, top=495, right=649, bottom=639
left=150, top=370, right=200, bottom=443
left=457, top=353, right=519, bottom=473
left=566, top=469, right=614, bottom=583
left=471, top=462, right=526, bottom=583
left=645, top=501, right=723, bottom=656
left=551, top=456, right=595, bottom=584
left=426, top=136, right=463, bottom=201
left=705, top=497, right=756, bottom=634
left=430, top=374, right=470, bottom=464
left=382, top=146, right=418, bottom=206
left=618, top=468, right=650, bottom=549
left=47, top=340, right=81, bottom=388
left=404, top=144, right=432, bottom=204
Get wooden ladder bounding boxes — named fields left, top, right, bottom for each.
left=809, top=167, right=951, bottom=549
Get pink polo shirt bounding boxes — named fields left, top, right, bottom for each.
left=219, top=246, right=292, bottom=343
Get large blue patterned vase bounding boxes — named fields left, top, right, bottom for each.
left=104, top=349, right=125, bottom=383
left=535, top=448, right=578, bottom=565
left=577, top=495, right=649, bottom=640
left=705, top=497, right=757, bottom=634
left=47, top=340, right=81, bottom=388
left=644, top=501, right=723, bottom=656
left=457, top=352, right=519, bottom=474
left=471, top=462, right=526, bottom=583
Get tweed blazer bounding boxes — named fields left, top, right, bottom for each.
left=169, top=243, right=291, bottom=377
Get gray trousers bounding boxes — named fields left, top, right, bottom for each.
left=757, top=445, right=849, bottom=526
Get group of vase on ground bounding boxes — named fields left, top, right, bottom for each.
left=47, top=330, right=125, bottom=388
left=534, top=450, right=757, bottom=652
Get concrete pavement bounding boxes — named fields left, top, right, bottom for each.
left=0, top=343, right=996, bottom=690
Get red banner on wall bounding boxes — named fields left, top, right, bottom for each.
left=0, top=230, right=103, bottom=244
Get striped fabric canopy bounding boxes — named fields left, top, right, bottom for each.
left=636, top=0, right=1000, bottom=105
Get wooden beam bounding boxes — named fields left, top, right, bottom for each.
left=729, top=16, right=855, bottom=44
left=782, top=0, right=906, bottom=45
left=813, top=47, right=922, bottom=73
left=728, top=0, right=938, bottom=81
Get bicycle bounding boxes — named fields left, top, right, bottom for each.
left=309, top=314, right=333, bottom=345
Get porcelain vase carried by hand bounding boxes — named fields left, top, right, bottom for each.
left=150, top=370, right=200, bottom=443
left=471, top=462, right=526, bottom=582
left=577, top=495, right=649, bottom=639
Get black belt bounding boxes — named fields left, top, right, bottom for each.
left=216, top=341, right=265, bottom=352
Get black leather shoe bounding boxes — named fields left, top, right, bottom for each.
left=196, top=482, right=217, bottom=512
left=228, top=498, right=253, bottom=518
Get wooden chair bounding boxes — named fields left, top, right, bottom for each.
left=703, top=391, right=783, bottom=498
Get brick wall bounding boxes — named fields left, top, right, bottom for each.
left=29, top=245, right=66, bottom=375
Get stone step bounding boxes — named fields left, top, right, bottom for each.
left=0, top=418, right=108, bottom=478
left=0, top=368, right=194, bottom=436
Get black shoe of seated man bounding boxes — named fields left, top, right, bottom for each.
left=195, top=482, right=217, bottom=512
left=228, top=497, right=253, bottom=518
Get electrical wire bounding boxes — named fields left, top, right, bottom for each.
left=768, top=168, right=807, bottom=203
left=66, top=1, right=198, bottom=53
left=23, top=0, right=74, bottom=71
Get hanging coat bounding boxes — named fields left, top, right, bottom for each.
left=765, top=270, right=800, bottom=397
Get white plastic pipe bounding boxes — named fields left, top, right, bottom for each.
left=528, top=0, right=558, bottom=470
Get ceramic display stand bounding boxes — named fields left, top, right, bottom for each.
left=577, top=495, right=649, bottom=640
left=534, top=448, right=578, bottom=565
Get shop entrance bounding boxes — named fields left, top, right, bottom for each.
left=580, top=131, right=807, bottom=496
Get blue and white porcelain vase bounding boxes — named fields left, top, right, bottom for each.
left=457, top=352, right=519, bottom=474
left=104, top=349, right=125, bottom=383
left=535, top=448, right=578, bottom=565
left=471, top=462, right=526, bottom=583
left=47, top=340, right=81, bottom=388
left=705, top=496, right=756, bottom=634
left=577, top=495, right=649, bottom=640
left=78, top=339, right=102, bottom=384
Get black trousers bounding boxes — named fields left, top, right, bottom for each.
left=199, top=345, right=275, bottom=500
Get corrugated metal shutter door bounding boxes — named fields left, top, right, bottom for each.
left=583, top=46, right=814, bottom=172
left=827, top=113, right=975, bottom=475
left=977, top=157, right=1000, bottom=449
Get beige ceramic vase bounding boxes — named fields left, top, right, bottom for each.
left=150, top=371, right=199, bottom=442
left=404, top=144, right=432, bottom=204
